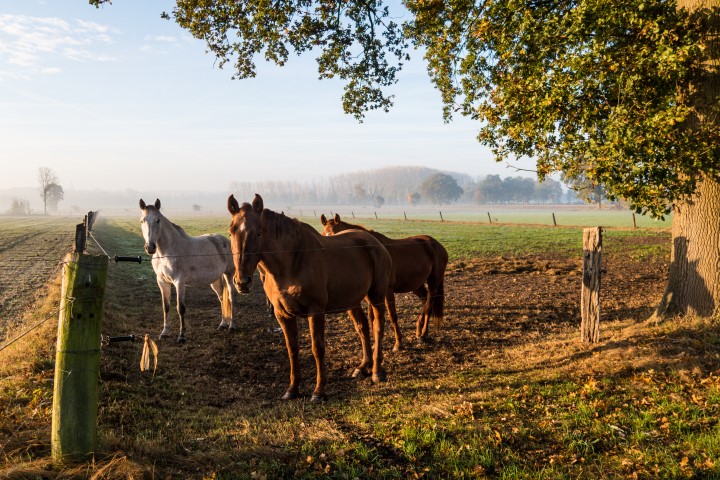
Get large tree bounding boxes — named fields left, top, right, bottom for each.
left=421, top=172, right=464, bottom=205
left=94, top=0, right=719, bottom=318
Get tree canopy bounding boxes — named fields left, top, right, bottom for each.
left=405, top=0, right=715, bottom=218
left=421, top=172, right=464, bottom=205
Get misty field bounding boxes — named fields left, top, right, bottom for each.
left=2, top=212, right=720, bottom=479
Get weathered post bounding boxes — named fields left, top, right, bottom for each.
left=51, top=252, right=108, bottom=463
left=581, top=227, right=602, bottom=343
left=352, top=211, right=355, bottom=218
left=374, top=211, right=378, bottom=219
left=487, top=212, right=492, bottom=224
left=552, top=212, right=557, bottom=226
left=439, top=211, right=444, bottom=222
left=632, top=213, right=637, bottom=228
left=403, top=211, right=407, bottom=220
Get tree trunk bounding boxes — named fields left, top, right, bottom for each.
left=657, top=0, right=720, bottom=318
left=658, top=178, right=720, bottom=317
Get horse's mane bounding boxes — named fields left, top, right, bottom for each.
left=146, top=205, right=190, bottom=238
left=170, top=221, right=190, bottom=237
left=337, top=219, right=373, bottom=233
left=251, top=205, right=306, bottom=241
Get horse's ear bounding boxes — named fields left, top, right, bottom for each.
left=154, top=199, right=161, bottom=210
left=320, top=214, right=327, bottom=226
left=227, top=195, right=240, bottom=215
left=139, top=199, right=146, bottom=210
left=252, top=194, right=264, bottom=214
left=334, top=213, right=341, bottom=223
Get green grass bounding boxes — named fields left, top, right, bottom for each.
left=160, top=214, right=670, bottom=261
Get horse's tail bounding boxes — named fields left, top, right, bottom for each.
left=430, top=240, right=448, bottom=333
left=221, top=276, right=233, bottom=320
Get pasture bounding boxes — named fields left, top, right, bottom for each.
left=1, top=210, right=719, bottom=479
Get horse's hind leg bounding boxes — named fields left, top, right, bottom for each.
left=368, top=296, right=387, bottom=383
left=385, top=293, right=403, bottom=352
left=413, top=285, right=431, bottom=342
left=347, top=306, right=373, bottom=378
left=157, top=280, right=172, bottom=340
left=307, top=313, right=327, bottom=402
left=211, top=278, right=232, bottom=330
left=175, top=281, right=188, bottom=343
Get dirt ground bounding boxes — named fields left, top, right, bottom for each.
left=96, top=233, right=670, bottom=406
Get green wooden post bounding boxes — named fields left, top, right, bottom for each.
left=51, top=252, right=108, bottom=463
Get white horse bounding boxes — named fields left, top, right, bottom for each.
left=139, top=198, right=235, bottom=343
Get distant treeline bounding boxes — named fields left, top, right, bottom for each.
left=230, top=166, right=573, bottom=206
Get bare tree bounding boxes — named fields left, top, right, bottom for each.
left=37, top=167, right=62, bottom=215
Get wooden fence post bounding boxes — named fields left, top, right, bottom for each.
left=487, top=212, right=492, bottom=224
left=552, top=212, right=557, bottom=226
left=51, top=252, right=108, bottom=463
left=632, top=213, right=637, bottom=228
left=581, top=227, right=602, bottom=343
left=439, top=211, right=444, bottom=222
left=375, top=211, right=378, bottom=219
left=403, top=211, right=407, bottom=220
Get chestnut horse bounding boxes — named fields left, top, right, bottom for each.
left=139, top=199, right=235, bottom=342
left=227, top=194, right=393, bottom=402
left=320, top=213, right=448, bottom=351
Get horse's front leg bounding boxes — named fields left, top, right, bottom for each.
left=174, top=281, right=187, bottom=343
left=157, top=279, right=172, bottom=340
left=276, top=315, right=301, bottom=400
left=307, top=312, right=327, bottom=402
left=347, top=306, right=372, bottom=378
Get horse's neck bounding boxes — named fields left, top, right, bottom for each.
left=259, top=227, right=318, bottom=280
left=155, top=217, right=187, bottom=253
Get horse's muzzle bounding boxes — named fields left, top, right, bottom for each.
left=234, top=275, right=252, bottom=294
left=144, top=242, right=156, bottom=255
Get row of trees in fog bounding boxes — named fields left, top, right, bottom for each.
left=230, top=166, right=580, bottom=206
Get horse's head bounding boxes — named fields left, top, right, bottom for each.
left=320, top=213, right=347, bottom=236
left=227, top=193, right=264, bottom=294
left=139, top=198, right=162, bottom=255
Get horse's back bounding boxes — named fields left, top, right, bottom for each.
left=154, top=232, right=234, bottom=285
left=371, top=233, right=446, bottom=292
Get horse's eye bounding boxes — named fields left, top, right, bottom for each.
left=156, top=219, right=160, bottom=224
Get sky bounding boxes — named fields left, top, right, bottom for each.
left=0, top=1, right=536, bottom=194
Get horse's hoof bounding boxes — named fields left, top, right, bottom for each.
left=227, top=325, right=237, bottom=333
left=281, top=391, right=299, bottom=400
left=372, top=371, right=387, bottom=383
left=217, top=324, right=229, bottom=330
left=177, top=337, right=186, bottom=344
left=157, top=334, right=168, bottom=341
left=416, top=336, right=430, bottom=344
left=352, top=368, right=371, bottom=378
left=310, top=393, right=327, bottom=403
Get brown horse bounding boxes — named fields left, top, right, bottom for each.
left=320, top=213, right=448, bottom=351
left=227, top=194, right=393, bottom=402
